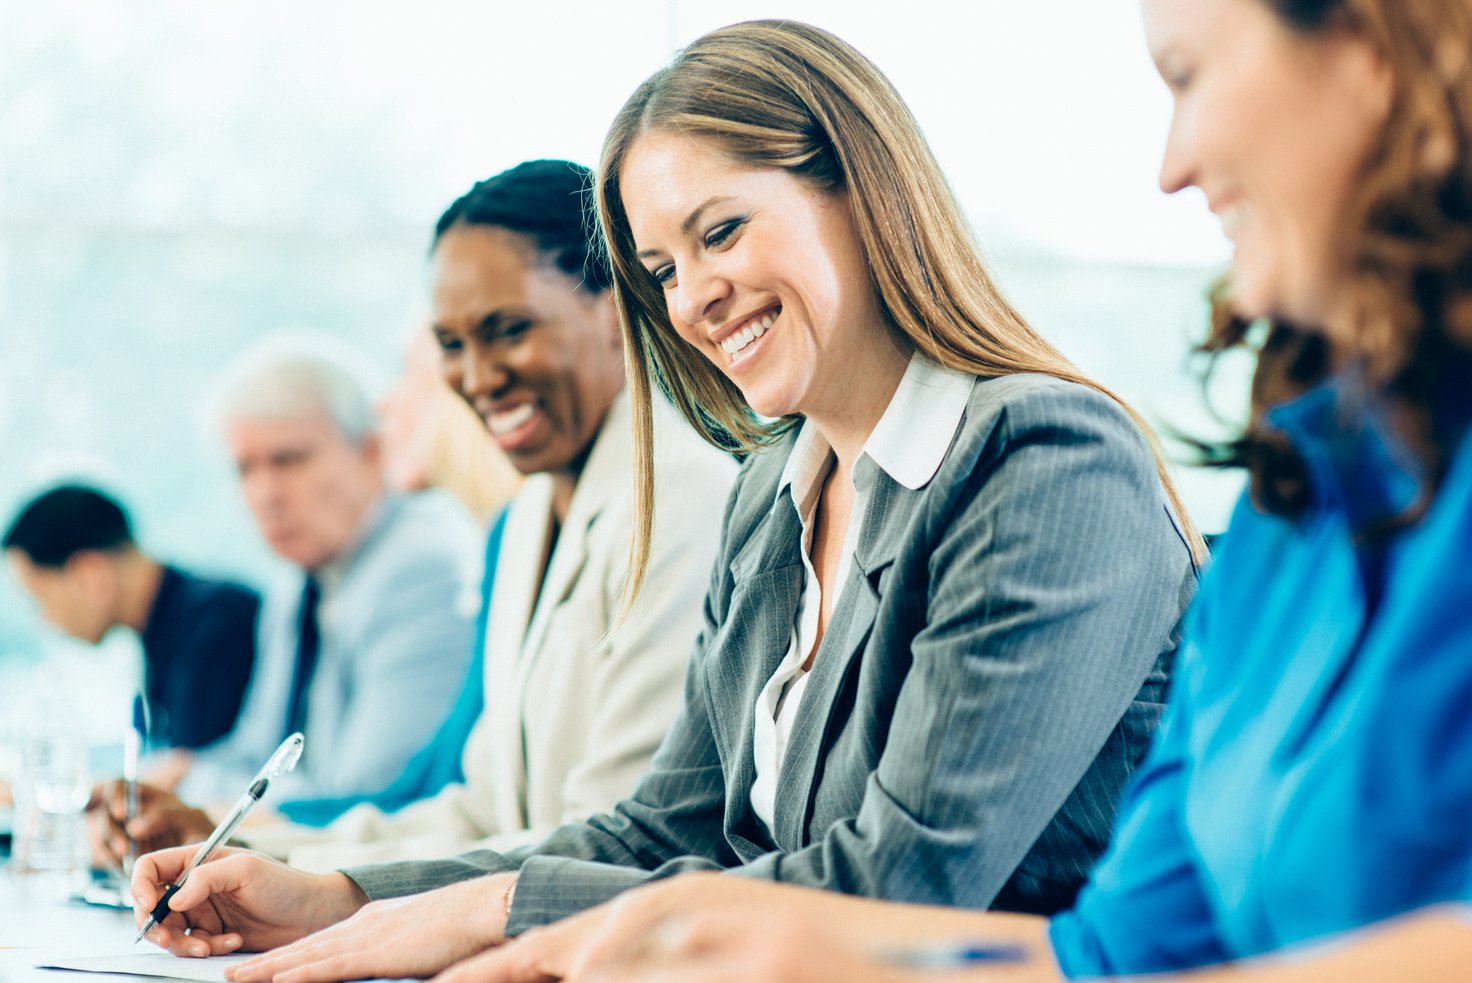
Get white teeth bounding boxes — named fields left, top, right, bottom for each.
left=486, top=402, right=536, bottom=436
left=720, top=312, right=777, bottom=357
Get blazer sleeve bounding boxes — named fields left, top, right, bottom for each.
left=342, top=600, right=738, bottom=914
left=715, top=383, right=1193, bottom=906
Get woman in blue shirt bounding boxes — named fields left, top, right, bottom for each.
left=408, top=0, right=1472, bottom=980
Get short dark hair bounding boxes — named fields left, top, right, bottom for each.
left=2, top=484, right=135, bottom=567
left=432, top=159, right=611, bottom=294
left=1267, top=0, right=1343, bottom=31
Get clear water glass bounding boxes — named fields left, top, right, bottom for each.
left=12, top=733, right=91, bottom=891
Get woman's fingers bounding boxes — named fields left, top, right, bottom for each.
left=160, top=850, right=265, bottom=913
left=150, top=923, right=243, bottom=959
left=131, top=844, right=202, bottom=912
left=429, top=938, right=554, bottom=983
left=228, top=934, right=324, bottom=981
left=227, top=882, right=501, bottom=983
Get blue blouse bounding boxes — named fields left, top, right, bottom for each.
left=1050, top=382, right=1472, bottom=974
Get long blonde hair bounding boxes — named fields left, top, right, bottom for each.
left=596, top=19, right=1206, bottom=598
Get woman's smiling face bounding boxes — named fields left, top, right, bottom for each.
left=619, top=130, right=888, bottom=421
left=1144, top=0, right=1391, bottom=330
left=430, top=224, right=623, bottom=479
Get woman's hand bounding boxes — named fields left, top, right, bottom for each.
left=569, top=906, right=920, bottom=983
left=423, top=874, right=878, bottom=983
left=90, top=781, right=215, bottom=870
left=131, top=845, right=368, bottom=957
left=427, top=875, right=910, bottom=983
left=416, top=872, right=717, bottom=983
left=428, top=873, right=1057, bottom=983
left=225, top=872, right=518, bottom=983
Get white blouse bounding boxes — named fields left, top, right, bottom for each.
left=749, top=352, right=975, bottom=832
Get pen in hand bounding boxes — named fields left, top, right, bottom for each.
left=134, top=732, right=304, bottom=944
left=123, top=693, right=149, bottom=875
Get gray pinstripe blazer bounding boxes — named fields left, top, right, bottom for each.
left=346, top=373, right=1198, bottom=932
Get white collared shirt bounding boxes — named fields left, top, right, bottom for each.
left=749, top=352, right=975, bottom=833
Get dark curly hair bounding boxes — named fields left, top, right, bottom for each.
left=1202, top=0, right=1472, bottom=522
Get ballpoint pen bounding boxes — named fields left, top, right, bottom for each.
left=881, top=940, right=1030, bottom=969
left=134, top=732, right=306, bottom=944
left=122, top=693, right=149, bottom=875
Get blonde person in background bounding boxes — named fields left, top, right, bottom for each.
left=130, top=21, right=1204, bottom=982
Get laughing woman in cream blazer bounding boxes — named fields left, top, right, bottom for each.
left=258, top=161, right=736, bottom=867
left=310, top=161, right=734, bottom=867
left=266, top=161, right=738, bottom=867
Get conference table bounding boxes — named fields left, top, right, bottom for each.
left=0, top=864, right=414, bottom=983
left=0, top=867, right=229, bottom=983
left=2, top=875, right=143, bottom=981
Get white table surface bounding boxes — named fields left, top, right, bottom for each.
left=0, top=867, right=415, bottom=983
left=0, top=869, right=178, bottom=983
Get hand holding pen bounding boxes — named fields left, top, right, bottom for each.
left=129, top=842, right=358, bottom=959
left=134, top=733, right=306, bottom=946
left=89, top=781, right=216, bottom=870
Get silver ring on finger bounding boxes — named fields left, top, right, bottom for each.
left=183, top=928, right=193, bottom=937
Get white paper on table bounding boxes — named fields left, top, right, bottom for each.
left=35, top=952, right=253, bottom=982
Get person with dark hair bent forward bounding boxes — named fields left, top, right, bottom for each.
left=4, top=483, right=258, bottom=751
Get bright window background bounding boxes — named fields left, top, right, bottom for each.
left=0, top=0, right=1247, bottom=734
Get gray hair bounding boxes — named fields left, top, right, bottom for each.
left=211, top=335, right=378, bottom=444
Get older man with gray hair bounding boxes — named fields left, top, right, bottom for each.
left=141, top=337, right=479, bottom=811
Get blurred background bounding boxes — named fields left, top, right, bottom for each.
left=0, top=0, right=1247, bottom=737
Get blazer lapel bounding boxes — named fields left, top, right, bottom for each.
left=515, top=392, right=640, bottom=687
left=487, top=479, right=553, bottom=674
left=718, top=491, right=806, bottom=853
left=481, top=477, right=555, bottom=823
left=771, top=472, right=912, bottom=847
left=518, top=512, right=593, bottom=683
